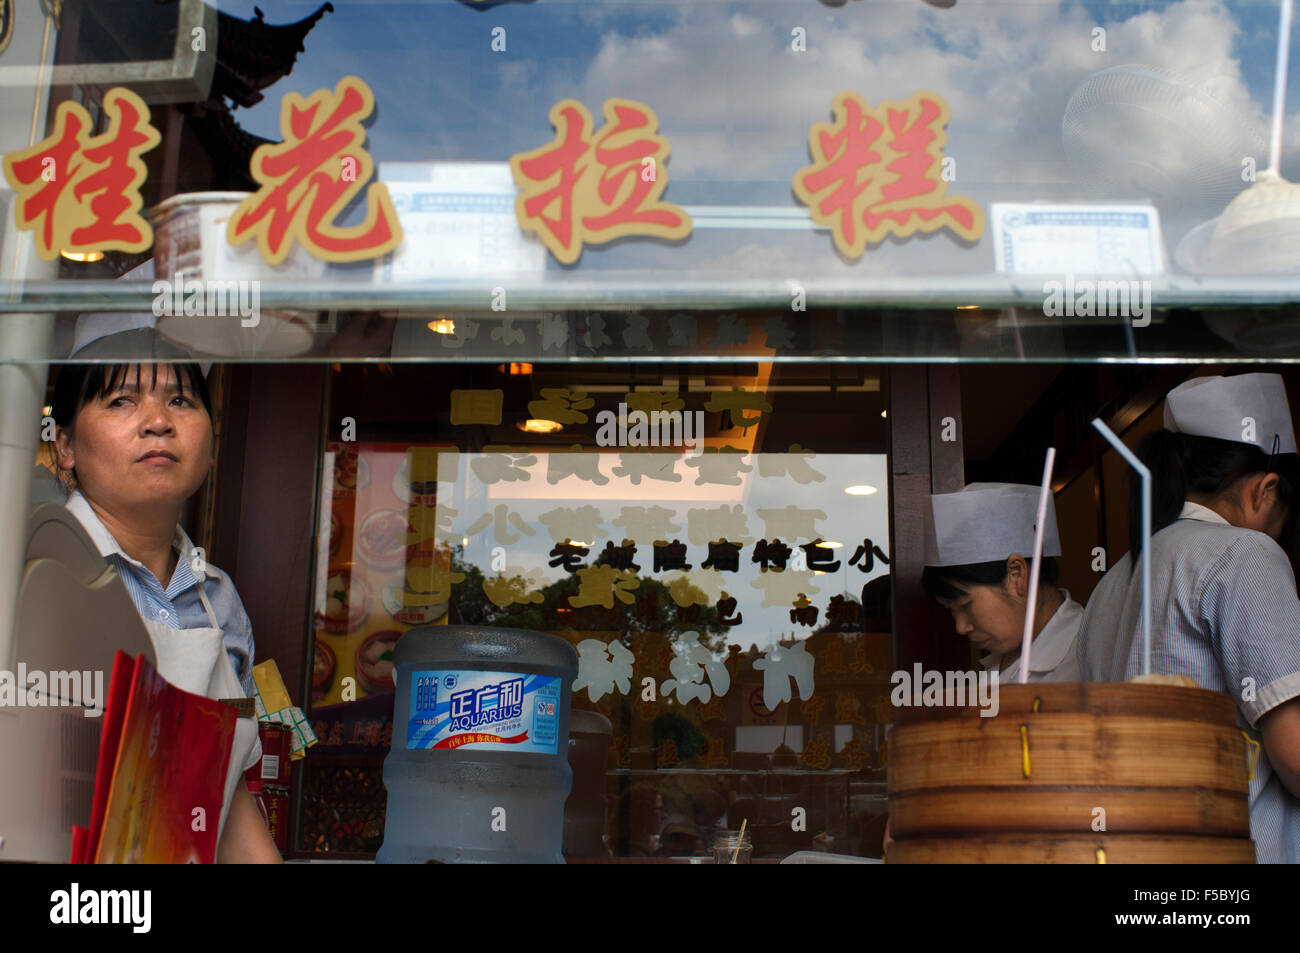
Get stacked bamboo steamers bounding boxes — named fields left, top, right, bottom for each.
left=887, top=680, right=1255, bottom=863
left=888, top=470, right=1256, bottom=863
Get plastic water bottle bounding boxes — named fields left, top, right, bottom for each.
left=376, top=625, right=578, bottom=864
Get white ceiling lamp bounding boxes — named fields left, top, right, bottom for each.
left=844, top=484, right=878, bottom=496
left=1176, top=0, right=1300, bottom=276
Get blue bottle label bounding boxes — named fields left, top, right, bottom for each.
left=407, top=670, right=562, bottom=754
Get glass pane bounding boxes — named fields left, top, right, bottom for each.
left=9, top=305, right=1300, bottom=365
left=2, top=0, right=1300, bottom=333
left=301, top=361, right=894, bottom=859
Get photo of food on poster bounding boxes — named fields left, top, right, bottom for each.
left=313, top=443, right=455, bottom=708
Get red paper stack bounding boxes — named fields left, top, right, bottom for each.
left=71, top=651, right=236, bottom=863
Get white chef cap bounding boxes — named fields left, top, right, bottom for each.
left=1163, top=373, right=1296, bottom=454
left=69, top=259, right=212, bottom=375
left=924, top=482, right=1062, bottom=568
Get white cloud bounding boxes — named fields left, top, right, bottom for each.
left=730, top=12, right=763, bottom=38
left=493, top=1, right=1294, bottom=270
left=539, top=0, right=1276, bottom=206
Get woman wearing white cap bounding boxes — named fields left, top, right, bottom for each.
left=921, top=483, right=1084, bottom=683
left=1077, top=373, right=1300, bottom=864
left=50, top=312, right=280, bottom=863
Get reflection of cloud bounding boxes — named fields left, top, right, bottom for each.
left=730, top=12, right=763, bottom=38
left=1286, top=111, right=1300, bottom=169
left=550, top=0, right=1272, bottom=199
left=236, top=0, right=1299, bottom=274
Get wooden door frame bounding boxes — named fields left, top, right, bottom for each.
left=887, top=365, right=970, bottom=673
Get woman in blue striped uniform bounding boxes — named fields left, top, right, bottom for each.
left=1077, top=373, right=1300, bottom=864
left=51, top=313, right=281, bottom=863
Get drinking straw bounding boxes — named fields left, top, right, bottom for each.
left=731, top=818, right=748, bottom=864
left=1092, top=418, right=1151, bottom=675
left=1018, top=448, right=1056, bottom=684
left=1268, top=0, right=1294, bottom=175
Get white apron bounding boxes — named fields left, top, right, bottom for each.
left=139, top=577, right=261, bottom=856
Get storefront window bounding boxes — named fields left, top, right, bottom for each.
left=304, top=361, right=892, bottom=858
left=3, top=0, right=1299, bottom=876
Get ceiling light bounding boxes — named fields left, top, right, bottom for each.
left=845, top=484, right=878, bottom=496
left=518, top=418, right=562, bottom=434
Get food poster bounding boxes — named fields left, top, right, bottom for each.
left=312, top=442, right=456, bottom=709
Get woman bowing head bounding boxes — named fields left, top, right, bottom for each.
left=1076, top=372, right=1300, bottom=864
left=921, top=482, right=1083, bottom=684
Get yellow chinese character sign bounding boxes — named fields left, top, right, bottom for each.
left=228, top=75, right=402, bottom=264
left=510, top=98, right=692, bottom=264
left=2, top=87, right=160, bottom=260
left=793, top=90, right=983, bottom=258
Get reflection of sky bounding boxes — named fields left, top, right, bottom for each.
left=223, top=0, right=1300, bottom=271
left=435, top=450, right=890, bottom=653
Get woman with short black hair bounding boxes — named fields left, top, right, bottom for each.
left=922, top=483, right=1083, bottom=683
left=1077, top=373, right=1300, bottom=864
left=52, top=346, right=281, bottom=864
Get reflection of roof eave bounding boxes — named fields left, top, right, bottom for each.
left=186, top=103, right=274, bottom=191
left=211, top=2, right=335, bottom=108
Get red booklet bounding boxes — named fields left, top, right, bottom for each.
left=74, top=651, right=236, bottom=863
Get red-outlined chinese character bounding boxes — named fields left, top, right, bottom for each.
left=228, top=75, right=402, bottom=264
left=2, top=87, right=160, bottom=260
left=793, top=90, right=982, bottom=258
left=511, top=98, right=691, bottom=264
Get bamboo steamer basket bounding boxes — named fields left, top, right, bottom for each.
left=887, top=682, right=1256, bottom=863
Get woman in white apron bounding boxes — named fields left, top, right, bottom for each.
left=921, top=482, right=1083, bottom=683
left=1077, top=373, right=1300, bottom=864
left=51, top=330, right=281, bottom=863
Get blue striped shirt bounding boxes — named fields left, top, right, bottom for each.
left=1077, top=502, right=1300, bottom=864
left=64, top=490, right=256, bottom=695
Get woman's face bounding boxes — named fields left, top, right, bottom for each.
left=55, top=365, right=212, bottom=512
left=938, top=580, right=1027, bottom=657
